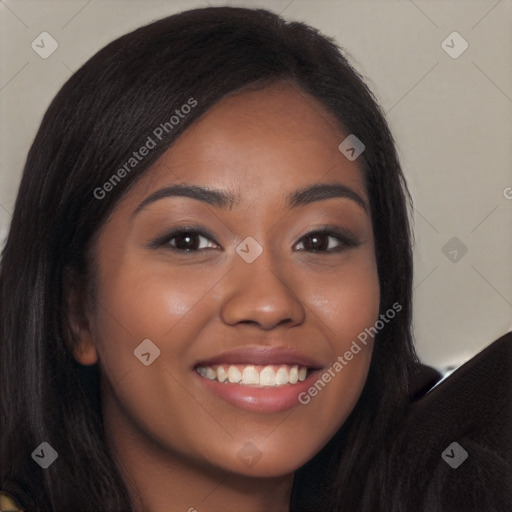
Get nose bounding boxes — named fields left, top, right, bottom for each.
left=220, top=250, right=306, bottom=330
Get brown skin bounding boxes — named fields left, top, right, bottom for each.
left=71, top=81, right=380, bottom=512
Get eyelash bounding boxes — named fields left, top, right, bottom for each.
left=150, top=225, right=360, bottom=254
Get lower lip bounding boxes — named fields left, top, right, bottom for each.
left=195, top=370, right=321, bottom=413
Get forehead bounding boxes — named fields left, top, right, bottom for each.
left=131, top=81, right=367, bottom=210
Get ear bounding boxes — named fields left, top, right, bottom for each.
left=62, top=267, right=99, bottom=366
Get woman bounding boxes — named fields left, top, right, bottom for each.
left=0, top=6, right=417, bottom=511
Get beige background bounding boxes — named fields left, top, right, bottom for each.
left=1, top=0, right=511, bottom=372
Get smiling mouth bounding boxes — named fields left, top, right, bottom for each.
left=195, top=364, right=313, bottom=387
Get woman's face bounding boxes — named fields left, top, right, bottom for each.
left=74, top=81, right=380, bottom=477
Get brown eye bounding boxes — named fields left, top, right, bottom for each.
left=152, top=227, right=219, bottom=253
left=298, top=232, right=336, bottom=252
left=295, top=228, right=359, bottom=253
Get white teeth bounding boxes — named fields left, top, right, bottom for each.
left=275, top=367, right=288, bottom=385
left=259, top=366, right=275, bottom=386
left=227, top=365, right=241, bottom=383
left=216, top=365, right=227, bottom=383
left=289, top=365, right=299, bottom=384
left=242, top=366, right=259, bottom=385
left=197, top=363, right=311, bottom=387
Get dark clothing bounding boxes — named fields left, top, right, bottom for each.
left=291, top=331, right=512, bottom=512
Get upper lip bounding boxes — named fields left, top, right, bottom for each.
left=194, top=346, right=323, bottom=369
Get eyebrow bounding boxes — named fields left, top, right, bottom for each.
left=132, top=182, right=368, bottom=217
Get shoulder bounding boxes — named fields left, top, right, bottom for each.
left=0, top=491, right=24, bottom=512
left=388, top=332, right=512, bottom=511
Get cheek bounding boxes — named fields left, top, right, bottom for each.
left=90, top=254, right=223, bottom=381
left=89, top=256, right=235, bottom=456
left=294, top=253, right=379, bottom=407
left=303, top=250, right=380, bottom=344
